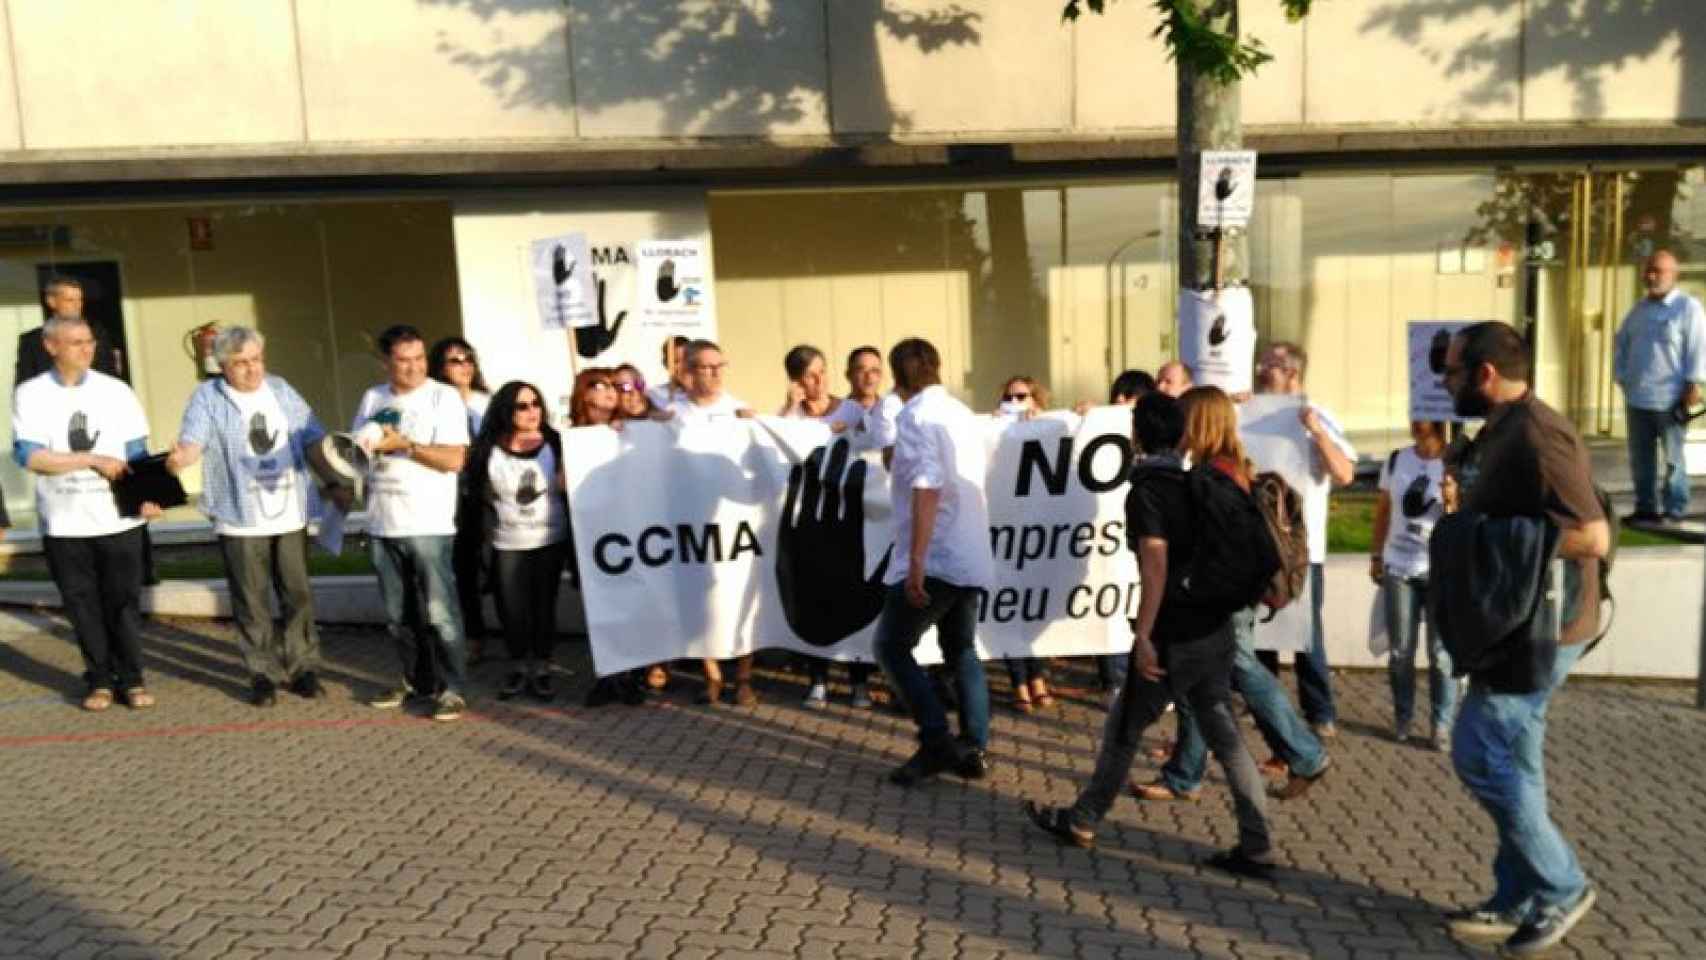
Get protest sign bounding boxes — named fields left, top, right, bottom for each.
left=565, top=407, right=1140, bottom=676
left=528, top=232, right=597, bottom=332
left=1197, top=150, right=1258, bottom=229
left=634, top=239, right=716, bottom=338
left=1237, top=393, right=1316, bottom=653
left=1408, top=321, right=1474, bottom=422
left=1180, top=287, right=1256, bottom=395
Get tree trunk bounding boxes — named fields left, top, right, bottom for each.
left=1177, top=0, right=1246, bottom=291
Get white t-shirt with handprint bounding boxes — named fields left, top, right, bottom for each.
left=352, top=380, right=470, bottom=538
left=1378, top=446, right=1445, bottom=579
left=12, top=370, right=148, bottom=537
left=486, top=444, right=568, bottom=551
left=214, top=381, right=305, bottom=537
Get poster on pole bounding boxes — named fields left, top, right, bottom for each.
left=1197, top=150, right=1258, bottom=228
left=635, top=239, right=716, bottom=338
left=1237, top=393, right=1314, bottom=653
left=1179, top=287, right=1256, bottom=395
left=1408, top=321, right=1475, bottom=422
left=528, top=232, right=597, bottom=332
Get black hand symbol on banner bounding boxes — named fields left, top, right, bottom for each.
left=1208, top=310, right=1229, bottom=347
left=1214, top=167, right=1236, bottom=202
left=574, top=277, right=628, bottom=359
left=249, top=412, right=279, bottom=456
left=1401, top=474, right=1437, bottom=519
left=552, top=245, right=574, bottom=285
left=67, top=411, right=100, bottom=453
left=775, top=438, right=893, bottom=648
left=656, top=258, right=680, bottom=303
left=515, top=468, right=543, bottom=506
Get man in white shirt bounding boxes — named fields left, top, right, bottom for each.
left=666, top=339, right=755, bottom=427
left=12, top=315, right=162, bottom=712
left=826, top=345, right=902, bottom=462
left=354, top=325, right=473, bottom=722
left=1254, top=342, right=1356, bottom=737
left=873, top=338, right=997, bottom=787
left=644, top=335, right=691, bottom=410
left=169, top=327, right=329, bottom=708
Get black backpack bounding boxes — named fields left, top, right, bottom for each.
left=1175, top=464, right=1284, bottom=616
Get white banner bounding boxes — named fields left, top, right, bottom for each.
left=1237, top=393, right=1316, bottom=653
left=634, top=239, right=716, bottom=337
left=1408, top=320, right=1475, bottom=422
left=1179, top=287, right=1256, bottom=396
left=528, top=233, right=598, bottom=331
left=566, top=408, right=1140, bottom=676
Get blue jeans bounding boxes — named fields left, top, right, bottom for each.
left=873, top=579, right=990, bottom=749
left=1625, top=404, right=1689, bottom=517
left=371, top=535, right=468, bottom=697
left=1163, top=607, right=1327, bottom=792
left=1384, top=575, right=1458, bottom=734
left=1452, top=642, right=1587, bottom=916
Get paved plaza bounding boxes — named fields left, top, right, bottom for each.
left=0, top=607, right=1702, bottom=959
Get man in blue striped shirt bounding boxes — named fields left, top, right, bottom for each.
left=1613, top=250, right=1706, bottom=523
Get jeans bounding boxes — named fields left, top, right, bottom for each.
left=1384, top=575, right=1458, bottom=734
left=492, top=542, right=566, bottom=663
left=873, top=578, right=990, bottom=749
left=1071, top=621, right=1271, bottom=855
left=1005, top=657, right=1047, bottom=690
left=43, top=527, right=147, bottom=691
left=220, top=530, right=319, bottom=683
left=1095, top=653, right=1128, bottom=690
left=1256, top=563, right=1337, bottom=725
left=807, top=657, right=873, bottom=687
left=1625, top=404, right=1689, bottom=517
left=1452, top=642, right=1588, bottom=916
left=371, top=535, right=467, bottom=697
left=1163, top=607, right=1327, bottom=792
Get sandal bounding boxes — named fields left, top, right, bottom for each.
left=81, top=688, right=114, bottom=712
left=1013, top=692, right=1035, bottom=714
left=1022, top=800, right=1094, bottom=848
left=122, top=687, right=156, bottom=710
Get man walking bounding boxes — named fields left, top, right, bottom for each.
left=170, top=327, right=329, bottom=707
left=1613, top=249, right=1706, bottom=523
left=1439, top=321, right=1608, bottom=955
left=355, top=325, right=473, bottom=722
left=12, top=315, right=162, bottom=711
left=872, top=337, right=995, bottom=786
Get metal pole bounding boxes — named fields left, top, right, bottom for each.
left=1698, top=537, right=1706, bottom=708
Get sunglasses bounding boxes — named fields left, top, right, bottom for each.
left=1003, top=392, right=1031, bottom=402
left=615, top=381, right=640, bottom=393
left=514, top=399, right=542, bottom=410
left=444, top=355, right=474, bottom=366
left=588, top=381, right=614, bottom=392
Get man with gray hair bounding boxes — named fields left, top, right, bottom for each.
left=14, top=276, right=121, bottom=392
left=169, top=327, right=331, bottom=707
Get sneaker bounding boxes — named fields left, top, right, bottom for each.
left=1023, top=801, right=1093, bottom=849
left=957, top=744, right=991, bottom=781
left=1443, top=903, right=1525, bottom=941
left=888, top=737, right=963, bottom=787
left=1312, top=721, right=1338, bottom=739
left=1431, top=729, right=1451, bottom=753
left=849, top=683, right=874, bottom=710
left=1623, top=510, right=1661, bottom=525
left=369, top=685, right=413, bottom=710
left=1504, top=886, right=1596, bottom=956
left=250, top=675, right=278, bottom=708
left=803, top=683, right=829, bottom=710
left=1203, top=848, right=1276, bottom=881
left=497, top=670, right=527, bottom=701
left=1393, top=720, right=1411, bottom=743
left=287, top=671, right=325, bottom=699
left=1270, top=756, right=1331, bottom=800
left=432, top=692, right=466, bottom=723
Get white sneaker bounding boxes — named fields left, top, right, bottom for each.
left=803, top=683, right=829, bottom=710
left=849, top=683, right=873, bottom=709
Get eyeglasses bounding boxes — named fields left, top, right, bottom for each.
left=444, top=355, right=474, bottom=366
left=1002, top=392, right=1031, bottom=402
left=514, top=399, right=542, bottom=410
left=588, top=382, right=614, bottom=392
left=615, top=381, right=640, bottom=393
left=693, top=363, right=728, bottom=373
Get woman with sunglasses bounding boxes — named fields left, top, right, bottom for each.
left=994, top=375, right=1056, bottom=712
left=460, top=380, right=570, bottom=701
left=430, top=337, right=495, bottom=666
left=613, top=364, right=674, bottom=423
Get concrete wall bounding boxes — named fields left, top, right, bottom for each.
left=0, top=0, right=1695, bottom=160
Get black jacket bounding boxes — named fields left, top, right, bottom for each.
left=1427, top=511, right=1562, bottom=694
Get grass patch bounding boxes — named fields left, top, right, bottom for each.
left=1330, top=490, right=1680, bottom=553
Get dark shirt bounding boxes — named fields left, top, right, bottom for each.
left=1462, top=393, right=1603, bottom=645
left=1125, top=454, right=1226, bottom=642
left=13, top=322, right=120, bottom=390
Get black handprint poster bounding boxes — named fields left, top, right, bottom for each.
left=1179, top=287, right=1254, bottom=394
left=529, top=232, right=596, bottom=332
left=635, top=239, right=715, bottom=336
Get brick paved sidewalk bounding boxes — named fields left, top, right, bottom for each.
left=0, top=607, right=1702, bottom=959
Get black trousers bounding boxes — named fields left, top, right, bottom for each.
left=43, top=526, right=147, bottom=690
left=493, top=542, right=567, bottom=662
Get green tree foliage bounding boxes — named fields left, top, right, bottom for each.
left=1061, top=0, right=1315, bottom=84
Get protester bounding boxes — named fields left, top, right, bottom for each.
left=13, top=315, right=162, bottom=712
left=14, top=276, right=121, bottom=388
left=429, top=336, right=494, bottom=657
left=613, top=364, right=659, bottom=421
left=875, top=338, right=996, bottom=786
left=777, top=344, right=844, bottom=420
left=169, top=327, right=328, bottom=708
left=354, top=325, right=473, bottom=722
left=461, top=381, right=570, bottom=703
left=645, top=335, right=692, bottom=410
left=994, top=376, right=1055, bottom=712
left=668, top=340, right=755, bottom=425
left=1095, top=369, right=1154, bottom=690
left=1371, top=420, right=1454, bottom=748
left=1437, top=321, right=1607, bottom=955
left=1253, top=341, right=1354, bottom=737
left=1612, top=249, right=1706, bottom=524
left=1155, top=361, right=1193, bottom=398
left=827, top=346, right=902, bottom=464
left=1022, top=388, right=1276, bottom=879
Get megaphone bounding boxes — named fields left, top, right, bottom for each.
left=306, top=432, right=370, bottom=505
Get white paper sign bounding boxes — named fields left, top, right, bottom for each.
left=565, top=409, right=1140, bottom=676
left=1197, top=150, right=1258, bottom=228
left=1408, top=321, right=1475, bottom=422
left=635, top=239, right=716, bottom=337
left=1179, top=287, right=1256, bottom=396
left=1236, top=393, right=1315, bottom=653
left=529, top=233, right=598, bottom=331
